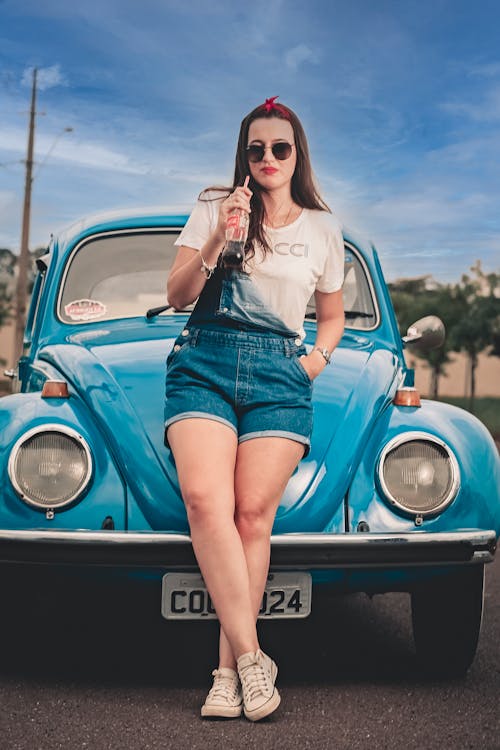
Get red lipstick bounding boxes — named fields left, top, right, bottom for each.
left=262, top=167, right=278, bottom=175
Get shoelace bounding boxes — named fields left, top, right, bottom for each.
left=208, top=670, right=240, bottom=702
left=239, top=660, right=270, bottom=701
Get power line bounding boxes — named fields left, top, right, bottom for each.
left=0, top=159, right=24, bottom=168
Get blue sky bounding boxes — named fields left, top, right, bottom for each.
left=1, top=0, right=499, bottom=281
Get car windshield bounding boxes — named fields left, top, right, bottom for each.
left=306, top=244, right=377, bottom=329
left=59, top=230, right=377, bottom=329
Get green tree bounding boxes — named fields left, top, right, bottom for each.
left=389, top=278, right=460, bottom=398
left=0, top=248, right=16, bottom=328
left=0, top=247, right=46, bottom=364
left=449, top=262, right=500, bottom=412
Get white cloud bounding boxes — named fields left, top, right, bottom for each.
left=441, top=84, right=500, bottom=123
left=0, top=191, right=21, bottom=249
left=318, top=136, right=500, bottom=283
left=0, top=127, right=30, bottom=155
left=284, top=44, right=319, bottom=72
left=468, top=61, right=500, bottom=78
left=54, top=140, right=147, bottom=174
left=21, top=64, right=68, bottom=91
left=364, top=190, right=494, bottom=230
left=0, top=126, right=149, bottom=175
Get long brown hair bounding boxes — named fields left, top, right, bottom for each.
left=201, top=100, right=330, bottom=259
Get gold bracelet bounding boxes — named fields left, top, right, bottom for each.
left=200, top=251, right=217, bottom=279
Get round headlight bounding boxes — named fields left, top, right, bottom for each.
left=378, top=432, right=460, bottom=516
left=8, top=425, right=92, bottom=509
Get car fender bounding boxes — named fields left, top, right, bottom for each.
left=0, top=391, right=127, bottom=530
left=346, top=398, right=500, bottom=535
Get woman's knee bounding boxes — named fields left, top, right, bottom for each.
left=234, top=500, right=273, bottom=541
left=182, top=485, right=230, bottom=527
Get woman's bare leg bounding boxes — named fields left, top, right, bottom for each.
left=218, top=436, right=305, bottom=668
left=167, top=418, right=259, bottom=658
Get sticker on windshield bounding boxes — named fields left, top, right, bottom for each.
left=64, top=299, right=107, bottom=321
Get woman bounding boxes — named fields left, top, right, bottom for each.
left=165, top=97, right=345, bottom=721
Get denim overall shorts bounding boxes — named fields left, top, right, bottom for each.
left=164, top=266, right=314, bottom=456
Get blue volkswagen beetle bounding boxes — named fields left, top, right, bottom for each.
left=1, top=209, right=499, bottom=677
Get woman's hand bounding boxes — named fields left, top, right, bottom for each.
left=216, top=176, right=252, bottom=238
left=300, top=289, right=344, bottom=381
left=298, top=352, right=327, bottom=381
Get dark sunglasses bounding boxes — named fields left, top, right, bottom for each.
left=246, top=141, right=294, bottom=163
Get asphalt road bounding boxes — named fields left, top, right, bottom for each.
left=0, top=559, right=499, bottom=750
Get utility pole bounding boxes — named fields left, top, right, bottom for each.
left=14, top=67, right=37, bottom=365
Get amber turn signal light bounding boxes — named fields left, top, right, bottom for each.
left=41, top=380, right=69, bottom=399
left=393, top=387, right=421, bottom=407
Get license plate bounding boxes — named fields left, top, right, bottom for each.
left=161, top=572, right=312, bottom=620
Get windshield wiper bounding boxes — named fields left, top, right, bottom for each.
left=146, top=305, right=195, bottom=319
left=304, top=310, right=375, bottom=320
left=150, top=307, right=375, bottom=321
left=345, top=310, right=375, bottom=318
left=146, top=304, right=172, bottom=318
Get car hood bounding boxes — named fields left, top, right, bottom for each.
left=40, top=334, right=400, bottom=532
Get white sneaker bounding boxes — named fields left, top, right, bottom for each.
left=237, top=649, right=281, bottom=721
left=201, top=667, right=243, bottom=718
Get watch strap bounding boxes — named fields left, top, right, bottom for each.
left=314, top=346, right=331, bottom=364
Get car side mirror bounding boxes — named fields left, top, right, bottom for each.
left=402, top=315, right=445, bottom=350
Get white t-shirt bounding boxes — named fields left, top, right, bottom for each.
left=175, top=193, right=344, bottom=339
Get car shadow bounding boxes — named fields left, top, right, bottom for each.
left=0, top=566, right=418, bottom=688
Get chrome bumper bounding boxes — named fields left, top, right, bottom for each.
left=0, top=529, right=495, bottom=568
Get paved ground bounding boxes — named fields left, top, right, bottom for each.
left=0, top=558, right=499, bottom=750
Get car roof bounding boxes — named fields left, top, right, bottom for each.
left=52, top=205, right=376, bottom=261
left=53, top=205, right=189, bottom=248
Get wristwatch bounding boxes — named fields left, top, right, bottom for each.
left=314, top=346, right=331, bottom=365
